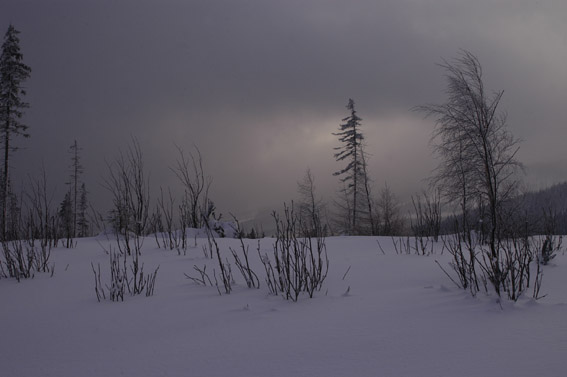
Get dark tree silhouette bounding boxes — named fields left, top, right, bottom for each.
left=0, top=25, right=31, bottom=238
left=333, top=99, right=367, bottom=234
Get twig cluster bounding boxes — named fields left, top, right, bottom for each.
left=0, top=170, right=58, bottom=281
left=229, top=216, right=260, bottom=289
left=91, top=243, right=159, bottom=302
left=259, top=203, right=329, bottom=301
left=1, top=239, right=53, bottom=281
left=439, top=222, right=561, bottom=301
left=202, top=217, right=233, bottom=294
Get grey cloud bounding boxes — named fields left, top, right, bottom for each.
left=1, top=0, right=566, bottom=217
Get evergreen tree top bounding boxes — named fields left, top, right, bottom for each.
left=333, top=99, right=365, bottom=175
left=1, top=24, right=31, bottom=80
left=0, top=24, right=32, bottom=137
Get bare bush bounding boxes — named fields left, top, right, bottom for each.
left=91, top=243, right=159, bottom=302
left=105, top=247, right=126, bottom=302
left=438, top=217, right=555, bottom=301
left=388, top=233, right=437, bottom=256
left=185, top=264, right=214, bottom=286
left=203, top=216, right=232, bottom=294
left=438, top=226, right=481, bottom=295
left=229, top=216, right=260, bottom=289
left=258, top=203, right=328, bottom=301
left=0, top=168, right=57, bottom=281
left=153, top=187, right=185, bottom=254
left=2, top=239, right=34, bottom=281
left=128, top=245, right=159, bottom=296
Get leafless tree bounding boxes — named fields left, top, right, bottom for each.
left=377, top=182, right=402, bottom=235
left=297, top=168, right=326, bottom=237
left=104, top=138, right=151, bottom=240
left=411, top=189, right=442, bottom=241
left=360, top=150, right=378, bottom=235
left=95, top=139, right=159, bottom=301
left=333, top=182, right=353, bottom=236
left=25, top=165, right=58, bottom=250
left=171, top=145, right=212, bottom=229
left=417, top=50, right=524, bottom=298
left=418, top=51, right=522, bottom=255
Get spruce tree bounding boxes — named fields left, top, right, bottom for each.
left=77, top=183, right=89, bottom=237
left=68, top=140, right=83, bottom=237
left=333, top=99, right=366, bottom=234
left=0, top=25, right=31, bottom=238
left=59, top=191, right=73, bottom=247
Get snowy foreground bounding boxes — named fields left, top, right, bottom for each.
left=1, top=235, right=566, bottom=377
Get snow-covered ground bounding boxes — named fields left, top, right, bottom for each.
left=1, top=235, right=566, bottom=377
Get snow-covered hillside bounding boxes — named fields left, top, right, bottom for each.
left=1, top=235, right=566, bottom=377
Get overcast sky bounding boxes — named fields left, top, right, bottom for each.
left=1, top=0, right=567, bottom=219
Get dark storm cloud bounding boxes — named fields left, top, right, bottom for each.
left=1, top=0, right=566, bottom=217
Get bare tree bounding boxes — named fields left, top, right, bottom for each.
left=26, top=165, right=57, bottom=247
left=171, top=145, right=212, bottom=229
left=297, top=168, right=326, bottom=237
left=333, top=182, right=353, bottom=236
left=104, top=138, right=151, bottom=241
left=410, top=189, right=442, bottom=241
left=377, top=182, right=402, bottom=235
left=419, top=51, right=522, bottom=251
left=23, top=165, right=57, bottom=271
left=154, top=187, right=180, bottom=251
left=360, top=149, right=378, bottom=235
left=418, top=50, right=523, bottom=297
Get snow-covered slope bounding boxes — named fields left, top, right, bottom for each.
left=1, top=236, right=566, bottom=377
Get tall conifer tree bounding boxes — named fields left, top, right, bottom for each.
left=0, top=25, right=31, bottom=238
left=68, top=140, right=83, bottom=237
left=333, top=99, right=366, bottom=234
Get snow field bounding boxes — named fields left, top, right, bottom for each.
left=1, top=235, right=566, bottom=377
